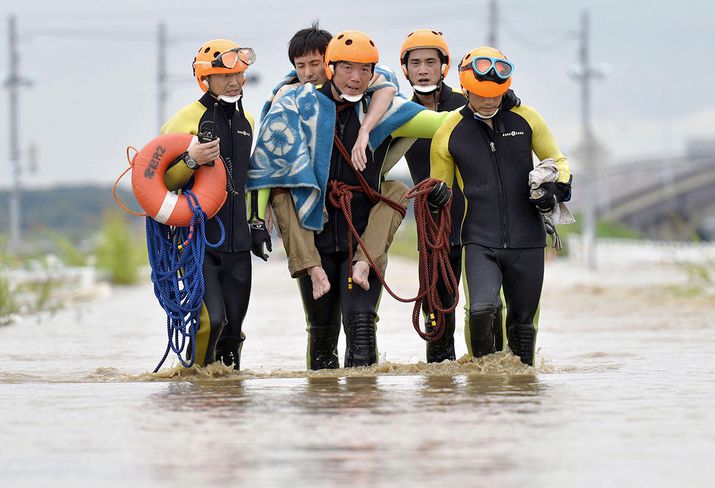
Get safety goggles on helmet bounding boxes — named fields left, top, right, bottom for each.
left=460, top=56, right=514, bottom=82
left=195, top=47, right=256, bottom=70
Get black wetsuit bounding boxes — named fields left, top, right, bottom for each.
left=405, top=83, right=466, bottom=363
left=161, top=92, right=255, bottom=369
left=430, top=93, right=572, bottom=365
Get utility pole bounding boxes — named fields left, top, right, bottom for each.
left=487, top=0, right=498, bottom=46
left=4, top=15, right=31, bottom=252
left=157, top=21, right=168, bottom=131
left=571, top=9, right=604, bottom=269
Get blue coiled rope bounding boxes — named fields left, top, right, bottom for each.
left=146, top=189, right=224, bottom=372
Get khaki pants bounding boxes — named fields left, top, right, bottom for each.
left=271, top=180, right=409, bottom=278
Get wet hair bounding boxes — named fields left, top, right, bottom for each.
left=288, top=21, right=332, bottom=66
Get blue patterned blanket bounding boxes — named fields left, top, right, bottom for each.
left=247, top=66, right=423, bottom=231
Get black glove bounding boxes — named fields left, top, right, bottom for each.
left=249, top=218, right=272, bottom=261
left=427, top=181, right=452, bottom=211
left=530, top=182, right=557, bottom=213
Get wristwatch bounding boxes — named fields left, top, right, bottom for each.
left=183, top=151, right=199, bottom=170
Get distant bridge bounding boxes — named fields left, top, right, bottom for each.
left=569, top=155, right=715, bottom=239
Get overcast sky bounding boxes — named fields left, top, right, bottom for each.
left=0, top=0, right=714, bottom=188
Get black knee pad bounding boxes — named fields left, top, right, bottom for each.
left=308, top=325, right=340, bottom=370
left=507, top=323, right=537, bottom=366
left=468, top=304, right=498, bottom=358
left=345, top=312, right=377, bottom=367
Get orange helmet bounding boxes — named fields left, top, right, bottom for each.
left=399, top=29, right=450, bottom=79
left=324, top=30, right=379, bottom=80
left=192, top=39, right=256, bottom=92
left=459, top=47, right=514, bottom=98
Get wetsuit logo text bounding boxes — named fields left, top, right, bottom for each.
left=144, top=145, right=167, bottom=179
left=502, top=131, right=525, bottom=137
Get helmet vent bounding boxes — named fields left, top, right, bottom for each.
left=345, top=39, right=353, bottom=45
left=369, top=40, right=375, bottom=46
left=203, top=47, right=211, bottom=54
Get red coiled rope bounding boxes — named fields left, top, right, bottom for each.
left=328, top=104, right=458, bottom=341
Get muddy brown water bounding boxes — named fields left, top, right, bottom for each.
left=1, top=257, right=713, bottom=487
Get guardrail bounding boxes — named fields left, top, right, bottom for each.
left=568, top=235, right=715, bottom=265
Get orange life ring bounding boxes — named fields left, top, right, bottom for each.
left=131, top=133, right=227, bottom=227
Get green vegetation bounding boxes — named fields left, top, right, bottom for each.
left=44, top=230, right=88, bottom=267
left=556, top=213, right=642, bottom=240
left=0, top=186, right=150, bottom=323
left=678, top=261, right=715, bottom=296
left=0, top=185, right=137, bottom=243
left=95, top=211, right=147, bottom=285
left=0, top=247, right=60, bottom=324
left=0, top=274, right=19, bottom=325
left=553, top=213, right=642, bottom=257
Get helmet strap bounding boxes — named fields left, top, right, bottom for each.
left=413, top=81, right=441, bottom=96
left=330, top=79, right=364, bottom=103
left=217, top=93, right=242, bottom=103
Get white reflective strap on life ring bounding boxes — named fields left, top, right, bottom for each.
left=154, top=191, right=179, bottom=224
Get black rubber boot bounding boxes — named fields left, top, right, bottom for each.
left=308, top=325, right=340, bottom=370
left=216, top=332, right=245, bottom=371
left=468, top=305, right=497, bottom=358
left=426, top=315, right=456, bottom=363
left=345, top=312, right=377, bottom=367
left=507, top=323, right=537, bottom=366
left=202, top=317, right=228, bottom=366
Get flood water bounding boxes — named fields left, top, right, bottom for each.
left=1, top=255, right=713, bottom=487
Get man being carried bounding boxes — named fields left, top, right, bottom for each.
left=249, top=30, right=450, bottom=369
left=263, top=22, right=407, bottom=301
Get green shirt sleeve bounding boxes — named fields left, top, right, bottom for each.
left=391, top=109, right=454, bottom=139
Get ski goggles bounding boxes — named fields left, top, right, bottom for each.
left=460, top=56, right=514, bottom=81
left=196, top=47, right=256, bottom=70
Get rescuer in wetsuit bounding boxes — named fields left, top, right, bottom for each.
left=430, top=47, right=572, bottom=365
left=161, top=39, right=271, bottom=370
left=399, top=29, right=468, bottom=363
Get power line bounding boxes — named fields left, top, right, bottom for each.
left=20, top=25, right=259, bottom=45
left=21, top=27, right=155, bottom=42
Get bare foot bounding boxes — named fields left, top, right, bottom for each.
left=307, top=266, right=331, bottom=300
left=352, top=261, right=370, bottom=291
